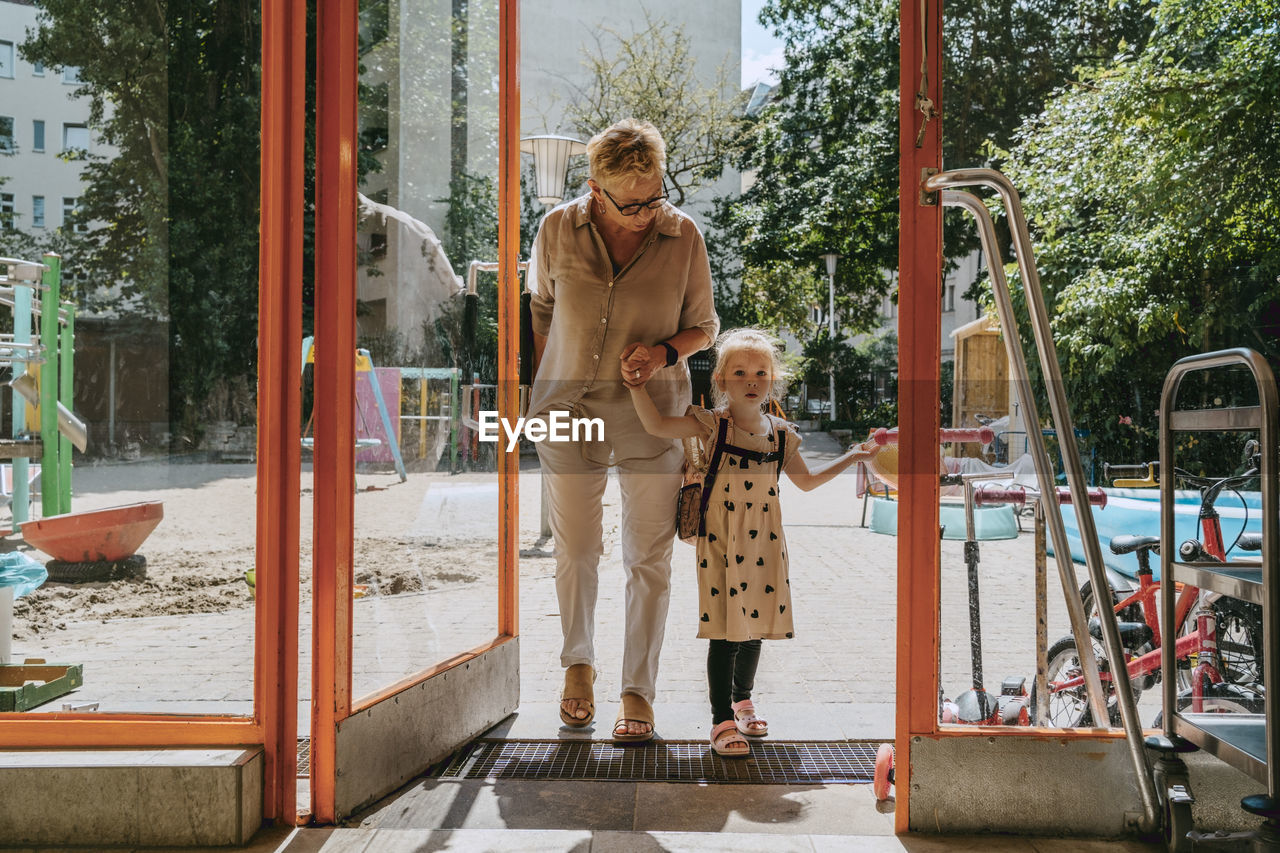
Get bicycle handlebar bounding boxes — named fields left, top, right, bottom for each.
left=871, top=426, right=995, bottom=446
left=1105, top=461, right=1258, bottom=500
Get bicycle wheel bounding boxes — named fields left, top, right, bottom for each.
left=1032, top=636, right=1129, bottom=727
left=1152, top=682, right=1265, bottom=727
left=1212, top=596, right=1263, bottom=687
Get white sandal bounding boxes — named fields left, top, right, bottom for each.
left=732, top=699, right=768, bottom=737
left=711, top=719, right=750, bottom=757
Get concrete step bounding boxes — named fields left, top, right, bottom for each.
left=0, top=747, right=262, bottom=847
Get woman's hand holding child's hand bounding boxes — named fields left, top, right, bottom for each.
left=621, top=342, right=654, bottom=388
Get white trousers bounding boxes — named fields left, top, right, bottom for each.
left=536, top=436, right=683, bottom=703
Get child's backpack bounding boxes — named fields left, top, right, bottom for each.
left=676, top=413, right=787, bottom=545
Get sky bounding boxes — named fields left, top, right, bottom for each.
left=741, top=0, right=784, bottom=88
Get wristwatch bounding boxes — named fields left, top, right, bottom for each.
left=659, top=341, right=678, bottom=367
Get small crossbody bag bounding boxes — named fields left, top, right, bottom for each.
left=676, top=415, right=729, bottom=545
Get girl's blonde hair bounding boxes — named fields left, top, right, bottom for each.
left=710, top=328, right=790, bottom=408
left=587, top=118, right=666, bottom=187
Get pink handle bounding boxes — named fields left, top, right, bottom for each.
left=870, top=426, right=995, bottom=446
left=1056, top=487, right=1108, bottom=508
left=973, top=486, right=1026, bottom=507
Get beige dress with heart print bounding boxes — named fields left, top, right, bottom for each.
left=688, top=406, right=801, bottom=642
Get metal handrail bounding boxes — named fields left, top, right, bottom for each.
left=931, top=176, right=1159, bottom=831
left=467, top=259, right=528, bottom=295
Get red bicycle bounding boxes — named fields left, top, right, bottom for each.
left=1033, top=460, right=1265, bottom=726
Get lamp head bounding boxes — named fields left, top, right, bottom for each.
left=520, top=135, right=587, bottom=206
left=820, top=252, right=840, bottom=278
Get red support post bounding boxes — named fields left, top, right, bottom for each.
left=498, top=0, right=520, bottom=637
left=897, top=0, right=944, bottom=834
left=255, top=0, right=305, bottom=825
left=312, top=0, right=358, bottom=825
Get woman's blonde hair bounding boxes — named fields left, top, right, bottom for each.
left=587, top=118, right=666, bottom=187
left=710, top=328, right=790, bottom=408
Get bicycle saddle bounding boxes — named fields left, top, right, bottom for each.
left=1109, top=534, right=1160, bottom=555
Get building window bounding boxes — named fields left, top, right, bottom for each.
left=32, top=120, right=44, bottom=152
left=32, top=196, right=45, bottom=228
left=32, top=60, right=44, bottom=77
left=0, top=116, right=12, bottom=153
left=62, top=66, right=81, bottom=84
left=1, top=193, right=14, bottom=230
left=0, top=41, right=13, bottom=79
left=62, top=123, right=89, bottom=153
left=62, top=196, right=86, bottom=232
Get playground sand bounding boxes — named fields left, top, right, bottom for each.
left=8, top=462, right=504, bottom=640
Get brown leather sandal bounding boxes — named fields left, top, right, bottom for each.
left=559, top=664, right=595, bottom=727
left=612, top=692, right=655, bottom=743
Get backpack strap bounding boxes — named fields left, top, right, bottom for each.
left=775, top=420, right=787, bottom=478
left=697, top=415, right=731, bottom=537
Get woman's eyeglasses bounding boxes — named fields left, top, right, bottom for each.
left=600, top=183, right=669, bottom=216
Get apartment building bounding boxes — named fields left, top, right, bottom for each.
left=0, top=0, right=102, bottom=236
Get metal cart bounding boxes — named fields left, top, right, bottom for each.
left=1147, top=348, right=1280, bottom=852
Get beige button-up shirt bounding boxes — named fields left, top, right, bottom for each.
left=528, top=193, right=720, bottom=465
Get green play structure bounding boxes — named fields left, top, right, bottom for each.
left=0, top=253, right=86, bottom=530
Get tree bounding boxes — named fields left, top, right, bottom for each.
left=715, top=0, right=1154, bottom=333
left=21, top=0, right=262, bottom=443
left=710, top=0, right=902, bottom=344
left=561, top=11, right=745, bottom=207
left=711, top=0, right=1154, bottom=423
left=1000, top=0, right=1280, bottom=472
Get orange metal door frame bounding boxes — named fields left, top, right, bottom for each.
left=255, top=0, right=306, bottom=824
left=896, top=0, right=943, bottom=833
left=311, top=0, right=359, bottom=825
left=497, top=0, right=521, bottom=640
left=308, top=0, right=522, bottom=824
left=0, top=6, right=303, bottom=826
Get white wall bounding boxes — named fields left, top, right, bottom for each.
left=0, top=0, right=104, bottom=237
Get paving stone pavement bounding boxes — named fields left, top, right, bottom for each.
left=11, top=431, right=1162, bottom=733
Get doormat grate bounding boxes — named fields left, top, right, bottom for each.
left=297, top=737, right=311, bottom=777
left=438, top=740, right=879, bottom=784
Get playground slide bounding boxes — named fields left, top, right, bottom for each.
left=9, top=373, right=87, bottom=452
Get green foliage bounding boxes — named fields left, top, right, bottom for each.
left=799, top=328, right=897, bottom=425
left=712, top=0, right=899, bottom=339
left=20, top=0, right=171, bottom=311
left=562, top=11, right=745, bottom=206
left=21, top=0, right=262, bottom=443
left=1001, top=0, right=1280, bottom=474
left=713, top=0, right=1154, bottom=426
left=433, top=171, right=499, bottom=382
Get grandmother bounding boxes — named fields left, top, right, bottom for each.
left=527, top=118, right=719, bottom=742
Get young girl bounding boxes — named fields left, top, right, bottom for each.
left=625, top=328, right=880, bottom=757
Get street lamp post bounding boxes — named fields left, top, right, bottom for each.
left=820, top=252, right=840, bottom=421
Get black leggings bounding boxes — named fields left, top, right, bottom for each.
left=707, top=639, right=762, bottom=725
